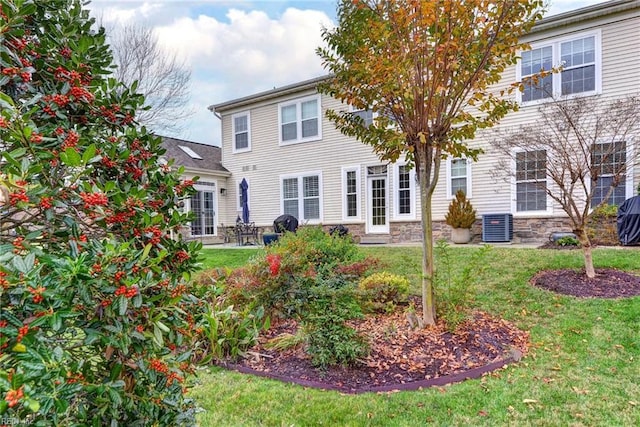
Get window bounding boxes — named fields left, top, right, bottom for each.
left=394, top=164, right=415, bottom=219
left=190, top=182, right=216, bottom=236
left=351, top=108, right=374, bottom=127
left=342, top=167, right=361, bottom=220
left=591, top=141, right=627, bottom=207
left=446, top=158, right=472, bottom=198
left=521, top=46, right=553, bottom=101
left=178, top=145, right=203, bottom=160
left=515, top=150, right=548, bottom=212
left=279, top=96, right=321, bottom=144
left=561, top=36, right=596, bottom=96
left=232, top=112, right=251, bottom=153
left=519, top=31, right=600, bottom=103
left=281, top=173, right=322, bottom=222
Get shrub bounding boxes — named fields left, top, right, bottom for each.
left=0, top=2, right=200, bottom=424
left=264, top=329, right=308, bottom=352
left=357, top=271, right=410, bottom=313
left=445, top=190, right=476, bottom=229
left=301, top=286, right=368, bottom=368
left=556, top=236, right=580, bottom=247
left=587, top=203, right=619, bottom=245
left=221, top=226, right=371, bottom=319
left=204, top=226, right=376, bottom=368
left=201, top=303, right=268, bottom=362
left=435, top=240, right=492, bottom=331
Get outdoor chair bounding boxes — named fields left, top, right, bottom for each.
left=235, top=222, right=258, bottom=246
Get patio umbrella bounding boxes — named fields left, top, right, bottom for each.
left=240, top=178, right=249, bottom=224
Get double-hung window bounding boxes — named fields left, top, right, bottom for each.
left=515, top=150, right=548, bottom=213
left=394, top=164, right=415, bottom=219
left=591, top=141, right=628, bottom=207
left=446, top=158, right=472, bottom=198
left=281, top=173, right=322, bottom=222
left=279, top=96, right=321, bottom=144
left=232, top=112, right=251, bottom=153
left=519, top=31, right=600, bottom=103
left=342, top=167, right=361, bottom=220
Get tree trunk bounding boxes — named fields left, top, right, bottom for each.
left=420, top=195, right=436, bottom=326
left=575, top=228, right=596, bottom=278
left=419, top=161, right=436, bottom=326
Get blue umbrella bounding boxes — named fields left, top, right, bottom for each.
left=240, top=178, right=249, bottom=224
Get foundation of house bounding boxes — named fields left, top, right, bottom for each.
left=322, top=217, right=575, bottom=245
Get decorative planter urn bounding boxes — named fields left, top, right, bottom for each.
left=451, top=227, right=471, bottom=244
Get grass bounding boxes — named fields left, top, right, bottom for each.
left=190, top=245, right=640, bottom=426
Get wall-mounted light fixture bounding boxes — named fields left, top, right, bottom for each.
left=220, top=188, right=227, bottom=196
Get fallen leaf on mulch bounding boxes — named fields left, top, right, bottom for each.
left=223, top=306, right=529, bottom=393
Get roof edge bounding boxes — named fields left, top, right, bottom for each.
left=209, top=75, right=329, bottom=113
left=530, top=0, right=639, bottom=34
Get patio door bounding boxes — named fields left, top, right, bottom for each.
left=367, top=165, right=389, bottom=234
left=191, top=183, right=217, bottom=236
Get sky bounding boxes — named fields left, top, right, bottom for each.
left=87, top=0, right=612, bottom=147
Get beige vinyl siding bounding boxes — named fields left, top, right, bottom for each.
left=219, top=93, right=386, bottom=228
left=430, top=12, right=640, bottom=222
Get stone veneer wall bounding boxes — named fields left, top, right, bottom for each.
left=322, top=217, right=575, bottom=245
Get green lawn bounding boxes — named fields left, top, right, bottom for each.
left=190, top=246, right=640, bottom=426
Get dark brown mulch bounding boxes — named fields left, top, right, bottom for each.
left=222, top=308, right=529, bottom=394
left=531, top=268, right=640, bottom=298
left=220, top=266, right=640, bottom=393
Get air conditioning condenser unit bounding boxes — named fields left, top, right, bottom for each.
left=482, top=214, right=513, bottom=242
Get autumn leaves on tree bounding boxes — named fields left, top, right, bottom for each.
left=318, top=0, right=545, bottom=325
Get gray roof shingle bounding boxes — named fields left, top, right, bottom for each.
left=160, top=136, right=229, bottom=174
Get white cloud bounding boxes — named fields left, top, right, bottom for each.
left=148, top=6, right=334, bottom=145
left=154, top=7, right=332, bottom=96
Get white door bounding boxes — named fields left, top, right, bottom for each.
left=367, top=165, right=389, bottom=234
left=191, top=183, right=217, bottom=236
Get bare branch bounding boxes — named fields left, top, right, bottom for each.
left=492, top=95, right=640, bottom=277
left=105, top=22, right=193, bottom=134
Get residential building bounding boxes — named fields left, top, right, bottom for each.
left=209, top=0, right=640, bottom=244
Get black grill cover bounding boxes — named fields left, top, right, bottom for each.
left=273, top=214, right=298, bottom=233
left=617, top=196, right=640, bottom=245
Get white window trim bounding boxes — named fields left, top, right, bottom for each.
left=511, top=148, right=554, bottom=216
left=587, top=138, right=635, bottom=207
left=393, top=163, right=416, bottom=220
left=445, top=157, right=473, bottom=200
left=278, top=95, right=322, bottom=145
left=516, top=29, right=602, bottom=106
left=280, top=171, right=323, bottom=224
left=232, top=111, right=251, bottom=153
left=341, top=166, right=361, bottom=221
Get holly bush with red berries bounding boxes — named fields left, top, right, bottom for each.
left=1, top=1, right=202, bottom=424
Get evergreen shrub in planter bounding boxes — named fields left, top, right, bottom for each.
left=444, top=190, right=476, bottom=244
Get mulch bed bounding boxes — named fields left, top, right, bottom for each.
left=220, top=259, right=640, bottom=393
left=531, top=268, right=640, bottom=298
left=222, top=307, right=529, bottom=394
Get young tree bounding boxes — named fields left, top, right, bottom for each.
left=1, top=1, right=201, bottom=423
left=317, top=0, right=545, bottom=326
left=107, top=22, right=193, bottom=134
left=492, top=95, right=640, bottom=278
